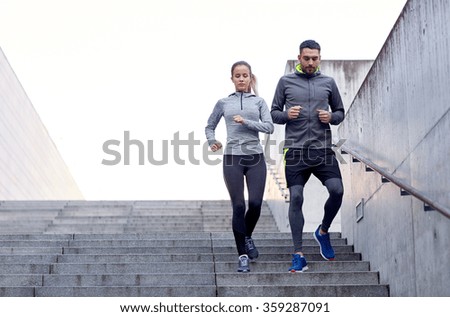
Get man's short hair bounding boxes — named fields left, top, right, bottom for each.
left=299, top=40, right=321, bottom=53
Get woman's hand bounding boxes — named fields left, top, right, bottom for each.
left=210, top=142, right=223, bottom=152
left=233, top=115, right=245, bottom=124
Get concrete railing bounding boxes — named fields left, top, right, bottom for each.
left=337, top=0, right=450, bottom=296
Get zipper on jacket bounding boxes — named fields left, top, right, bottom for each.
left=308, top=79, right=312, bottom=141
left=240, top=92, right=243, bottom=110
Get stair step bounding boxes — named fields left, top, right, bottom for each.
left=216, top=271, right=380, bottom=285
left=0, top=234, right=73, bottom=240
left=33, top=286, right=217, bottom=297
left=213, top=245, right=354, bottom=253
left=0, top=264, right=50, bottom=274
left=0, top=255, right=58, bottom=264
left=49, top=262, right=215, bottom=274
left=0, top=284, right=389, bottom=297
left=0, top=247, right=63, bottom=255
left=224, top=252, right=362, bottom=261
left=61, top=247, right=213, bottom=255
left=0, top=287, right=36, bottom=296
left=55, top=254, right=215, bottom=263
left=215, top=261, right=370, bottom=272
left=0, top=273, right=216, bottom=287
left=217, top=284, right=389, bottom=297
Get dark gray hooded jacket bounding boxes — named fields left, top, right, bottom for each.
left=271, top=67, right=344, bottom=149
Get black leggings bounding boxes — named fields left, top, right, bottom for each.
left=289, top=178, right=343, bottom=253
left=223, top=154, right=266, bottom=255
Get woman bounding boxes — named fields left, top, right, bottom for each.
left=205, top=61, right=274, bottom=272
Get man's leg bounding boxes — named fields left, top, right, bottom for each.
left=285, top=148, right=310, bottom=271
left=289, top=185, right=305, bottom=254
left=322, top=178, right=344, bottom=232
left=288, top=185, right=310, bottom=272
left=312, top=152, right=344, bottom=260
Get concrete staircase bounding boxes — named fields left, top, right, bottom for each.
left=0, top=200, right=389, bottom=297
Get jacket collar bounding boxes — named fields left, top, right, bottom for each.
left=295, top=63, right=321, bottom=78
left=229, top=91, right=256, bottom=97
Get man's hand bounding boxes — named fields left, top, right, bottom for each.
left=288, top=105, right=302, bottom=120
left=317, top=109, right=332, bottom=123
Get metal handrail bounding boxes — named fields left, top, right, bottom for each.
left=341, top=145, right=450, bottom=219
left=264, top=133, right=290, bottom=202
left=266, top=165, right=289, bottom=201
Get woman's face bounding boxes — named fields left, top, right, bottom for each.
left=231, top=65, right=251, bottom=92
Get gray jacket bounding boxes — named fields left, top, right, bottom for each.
left=205, top=92, right=274, bottom=155
left=271, top=68, right=344, bottom=149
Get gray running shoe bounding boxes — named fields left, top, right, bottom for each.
left=237, top=255, right=250, bottom=272
left=245, top=236, right=259, bottom=260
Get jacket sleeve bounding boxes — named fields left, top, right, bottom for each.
left=329, top=79, right=345, bottom=125
left=270, top=77, right=290, bottom=124
left=205, top=100, right=223, bottom=146
left=243, top=99, right=274, bottom=134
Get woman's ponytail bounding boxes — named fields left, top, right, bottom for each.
left=250, top=73, right=259, bottom=96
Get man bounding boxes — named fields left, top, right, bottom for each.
left=271, top=40, right=345, bottom=272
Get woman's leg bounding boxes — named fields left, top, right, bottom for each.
left=223, top=155, right=247, bottom=255
left=244, top=154, right=266, bottom=236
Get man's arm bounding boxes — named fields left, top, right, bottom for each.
left=328, top=79, right=345, bottom=125
left=270, top=77, right=290, bottom=124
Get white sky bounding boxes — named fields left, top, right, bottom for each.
left=0, top=0, right=407, bottom=200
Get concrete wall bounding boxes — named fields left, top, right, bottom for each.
left=338, top=0, right=450, bottom=296
left=0, top=47, right=83, bottom=200
left=265, top=60, right=373, bottom=232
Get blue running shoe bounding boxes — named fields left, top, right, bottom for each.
left=237, top=255, right=250, bottom=272
left=288, top=254, right=309, bottom=273
left=245, top=236, right=259, bottom=260
left=314, top=225, right=335, bottom=260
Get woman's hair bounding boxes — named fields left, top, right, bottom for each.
left=231, top=61, right=259, bottom=96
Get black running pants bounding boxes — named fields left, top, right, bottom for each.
left=223, top=154, right=266, bottom=255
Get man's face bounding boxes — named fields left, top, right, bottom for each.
left=298, top=48, right=321, bottom=74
